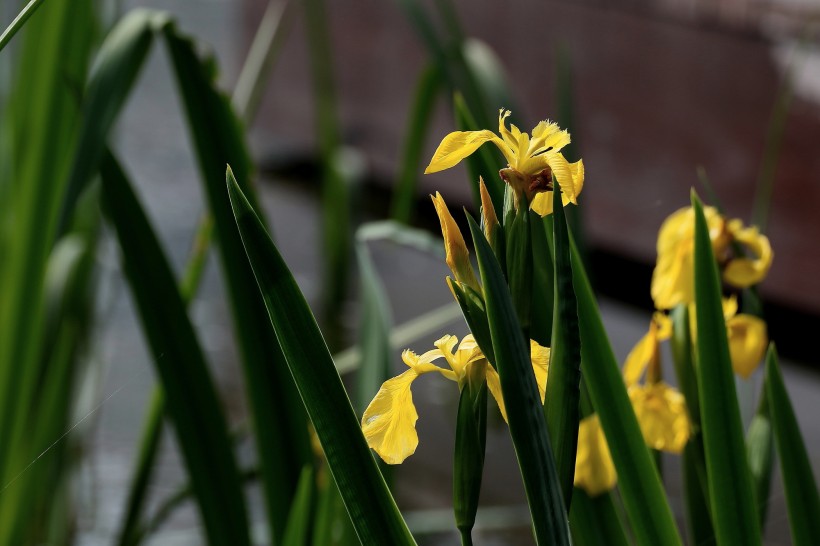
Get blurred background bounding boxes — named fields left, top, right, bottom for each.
left=1, top=0, right=818, bottom=544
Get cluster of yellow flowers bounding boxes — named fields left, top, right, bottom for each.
left=359, top=108, right=774, bottom=499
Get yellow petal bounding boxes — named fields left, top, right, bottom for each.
left=545, top=152, right=579, bottom=204
left=431, top=193, right=480, bottom=292
left=528, top=159, right=585, bottom=217
left=723, top=226, right=773, bottom=288
left=486, top=364, right=508, bottom=422
left=531, top=340, right=551, bottom=404
left=628, top=382, right=691, bottom=453
left=727, top=314, right=767, bottom=379
left=623, top=330, right=656, bottom=387
left=361, top=369, right=422, bottom=464
left=722, top=295, right=738, bottom=320
left=574, top=414, right=617, bottom=496
left=424, top=130, right=508, bottom=174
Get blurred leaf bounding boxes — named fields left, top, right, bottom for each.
left=163, top=23, right=311, bottom=541
left=227, top=171, right=416, bottom=545
left=746, top=387, right=774, bottom=529
left=544, top=189, right=581, bottom=509
left=466, top=214, right=570, bottom=546
left=454, top=94, right=504, bottom=213
left=282, top=466, right=315, bottom=546
left=529, top=212, right=554, bottom=347
left=354, top=229, right=393, bottom=413
left=692, top=192, right=761, bottom=545
left=391, top=63, right=441, bottom=223
left=569, top=489, right=629, bottom=546
left=766, top=344, right=820, bottom=545
left=569, top=231, right=682, bottom=546
left=100, top=152, right=251, bottom=546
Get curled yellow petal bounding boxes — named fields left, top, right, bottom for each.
left=361, top=369, right=422, bottom=465
left=574, top=414, right=617, bottom=496
left=528, top=159, right=585, bottom=217
left=424, top=130, right=508, bottom=174
left=628, top=382, right=690, bottom=453
left=431, top=192, right=480, bottom=292
left=727, top=314, right=767, bottom=379
left=723, top=225, right=773, bottom=288
left=486, top=364, right=507, bottom=422
left=531, top=339, right=551, bottom=404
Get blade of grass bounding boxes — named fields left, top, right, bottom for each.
left=391, top=63, right=441, bottom=223
left=692, top=191, right=761, bottom=545
left=466, top=214, right=570, bottom=546
left=569, top=489, right=629, bottom=546
left=0, top=0, right=48, bottom=52
left=227, top=170, right=416, bottom=545
left=163, top=24, right=311, bottom=542
left=544, top=189, right=581, bottom=509
left=529, top=212, right=554, bottom=347
left=100, top=152, right=251, bottom=546
left=765, top=344, right=820, bottom=545
left=569, top=230, right=682, bottom=546
left=354, top=229, right=393, bottom=413
left=282, top=466, right=315, bottom=546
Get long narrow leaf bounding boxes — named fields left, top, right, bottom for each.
left=163, top=24, right=311, bottom=541
left=569, top=232, right=681, bottom=546
left=0, top=0, right=48, bottom=52
left=100, top=153, right=250, bottom=546
left=466, top=215, right=570, bottom=546
left=765, top=344, right=820, bottom=545
left=692, top=192, right=761, bottom=545
left=227, top=170, right=416, bottom=545
left=544, top=189, right=581, bottom=508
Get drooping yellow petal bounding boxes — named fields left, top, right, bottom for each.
left=628, top=382, right=690, bottom=453
left=424, top=130, right=509, bottom=174
left=727, top=314, right=768, bottom=379
left=623, top=314, right=671, bottom=386
left=486, top=364, right=507, bottom=422
left=431, top=193, right=480, bottom=292
left=361, top=369, right=422, bottom=464
left=574, top=414, right=617, bottom=496
left=723, top=225, right=773, bottom=288
left=531, top=340, right=551, bottom=404
left=528, top=159, right=585, bottom=217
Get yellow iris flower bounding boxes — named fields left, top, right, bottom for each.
left=361, top=335, right=550, bottom=465
left=574, top=414, right=617, bottom=497
left=424, top=109, right=584, bottom=216
left=651, top=206, right=773, bottom=310
left=687, top=296, right=768, bottom=379
left=622, top=313, right=691, bottom=454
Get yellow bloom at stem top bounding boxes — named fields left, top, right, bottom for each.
left=424, top=109, right=584, bottom=216
left=361, top=335, right=550, bottom=464
left=651, top=206, right=773, bottom=310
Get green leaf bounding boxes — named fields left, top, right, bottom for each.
left=100, top=153, right=251, bottom=546
left=163, top=24, right=311, bottom=542
left=354, top=230, right=393, bottom=413
left=746, top=386, right=774, bottom=528
left=282, top=466, right=315, bottom=546
left=544, top=189, right=582, bottom=509
left=227, top=170, right=416, bottom=545
left=569, top=489, right=629, bottom=546
left=466, top=214, right=570, bottom=546
left=569, top=231, right=682, bottom=546
left=0, top=0, right=48, bottom=53
left=766, top=344, right=820, bottom=545
left=391, top=63, right=441, bottom=223
left=692, top=191, right=761, bottom=545
left=528, top=212, right=554, bottom=347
